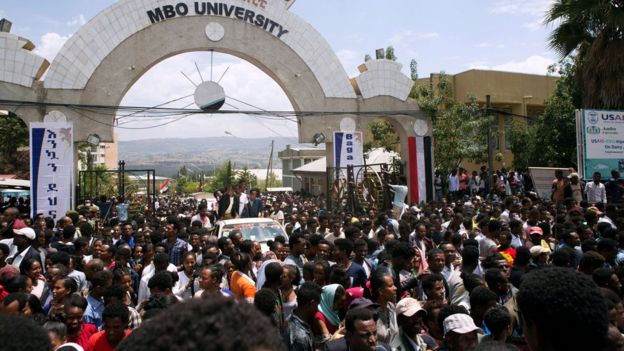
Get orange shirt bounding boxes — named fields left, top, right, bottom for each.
left=229, top=271, right=256, bottom=301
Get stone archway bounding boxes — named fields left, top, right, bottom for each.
left=0, top=0, right=434, bottom=202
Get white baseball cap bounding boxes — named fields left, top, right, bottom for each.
left=14, top=227, right=36, bottom=240
left=443, top=314, right=482, bottom=336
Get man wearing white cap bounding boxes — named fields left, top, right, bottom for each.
left=395, top=298, right=428, bottom=351
left=441, top=313, right=481, bottom=351
left=6, top=224, right=41, bottom=273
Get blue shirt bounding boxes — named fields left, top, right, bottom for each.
left=346, top=261, right=367, bottom=288
left=84, top=294, right=105, bottom=330
left=162, top=238, right=188, bottom=266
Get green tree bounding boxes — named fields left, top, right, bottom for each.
left=364, top=120, right=400, bottom=153
left=412, top=74, right=488, bottom=175
left=234, top=167, right=258, bottom=188
left=547, top=0, right=624, bottom=109
left=175, top=175, right=188, bottom=194
left=0, top=114, right=28, bottom=176
left=178, top=165, right=188, bottom=177
left=182, top=181, right=201, bottom=194
left=208, top=160, right=233, bottom=192
left=258, top=172, right=282, bottom=190
left=385, top=46, right=397, bottom=61
left=410, top=59, right=418, bottom=81
left=508, top=60, right=578, bottom=168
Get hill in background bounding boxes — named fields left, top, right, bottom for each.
left=118, top=137, right=321, bottom=177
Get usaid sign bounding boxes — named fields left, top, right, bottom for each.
left=580, top=109, right=624, bottom=178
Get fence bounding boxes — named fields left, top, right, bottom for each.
left=77, top=161, right=157, bottom=215
left=326, top=159, right=404, bottom=215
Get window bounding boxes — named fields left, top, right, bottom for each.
left=505, top=115, right=513, bottom=151
left=527, top=108, right=543, bottom=126
left=491, top=114, right=500, bottom=151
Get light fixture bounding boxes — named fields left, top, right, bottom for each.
left=313, top=133, right=325, bottom=146
left=87, top=134, right=101, bottom=147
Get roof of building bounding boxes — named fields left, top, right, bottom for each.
left=367, top=148, right=400, bottom=165
left=292, top=157, right=326, bottom=174
left=291, top=148, right=400, bottom=175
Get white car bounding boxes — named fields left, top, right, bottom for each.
left=214, top=218, right=287, bottom=253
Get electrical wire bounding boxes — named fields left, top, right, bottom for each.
left=0, top=99, right=422, bottom=118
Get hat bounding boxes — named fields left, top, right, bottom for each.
left=529, top=227, right=543, bottom=236
left=348, top=297, right=379, bottom=311
left=14, top=227, right=36, bottom=240
left=345, top=287, right=365, bottom=308
left=568, top=172, right=579, bottom=179
left=443, top=314, right=482, bottom=336
left=396, top=298, right=426, bottom=317
left=12, top=219, right=26, bottom=232
left=530, top=246, right=550, bottom=257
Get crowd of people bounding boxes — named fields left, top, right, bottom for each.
left=1, top=167, right=624, bottom=351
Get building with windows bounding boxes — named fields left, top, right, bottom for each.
left=278, top=145, right=325, bottom=192
left=78, top=132, right=119, bottom=170
left=417, top=69, right=558, bottom=170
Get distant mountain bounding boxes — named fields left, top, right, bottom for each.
left=118, top=137, right=322, bottom=177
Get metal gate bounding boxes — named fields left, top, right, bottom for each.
left=326, top=159, right=404, bottom=215
left=77, top=161, right=157, bottom=215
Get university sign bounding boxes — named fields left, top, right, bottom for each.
left=147, top=2, right=289, bottom=38
left=0, top=0, right=433, bottom=204
left=578, top=109, right=624, bottom=178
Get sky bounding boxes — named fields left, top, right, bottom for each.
left=1, top=0, right=560, bottom=141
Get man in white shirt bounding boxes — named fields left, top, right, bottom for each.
left=585, top=172, right=607, bottom=204
left=191, top=203, right=212, bottom=229
left=138, top=252, right=178, bottom=304
left=269, top=202, right=284, bottom=225
left=7, top=226, right=41, bottom=272
left=238, top=182, right=249, bottom=217
left=598, top=204, right=618, bottom=230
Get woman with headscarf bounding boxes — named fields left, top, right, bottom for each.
left=312, top=283, right=345, bottom=346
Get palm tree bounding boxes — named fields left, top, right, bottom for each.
left=546, top=0, right=624, bottom=109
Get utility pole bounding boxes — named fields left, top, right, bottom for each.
left=265, top=140, right=274, bottom=192
left=486, top=95, right=494, bottom=195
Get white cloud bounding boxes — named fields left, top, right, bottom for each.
left=463, top=55, right=556, bottom=75
left=66, top=14, right=86, bottom=27
left=117, top=52, right=296, bottom=141
left=524, top=18, right=544, bottom=31
left=493, top=55, right=556, bottom=75
left=33, top=32, right=69, bottom=62
left=464, top=60, right=490, bottom=70
left=474, top=42, right=505, bottom=49
left=389, top=30, right=440, bottom=45
left=491, top=0, right=554, bottom=17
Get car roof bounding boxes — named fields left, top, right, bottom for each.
left=216, top=218, right=281, bottom=225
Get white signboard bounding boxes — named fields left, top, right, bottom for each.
left=333, top=131, right=364, bottom=180
left=528, top=167, right=570, bottom=199
left=581, top=109, right=624, bottom=178
left=30, top=123, right=74, bottom=220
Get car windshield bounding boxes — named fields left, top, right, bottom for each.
left=221, top=222, right=285, bottom=242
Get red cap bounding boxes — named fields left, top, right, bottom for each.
left=529, top=226, right=543, bottom=236
left=12, top=219, right=27, bottom=231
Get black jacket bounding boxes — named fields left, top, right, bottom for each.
left=16, top=246, right=42, bottom=274
left=218, top=194, right=240, bottom=219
